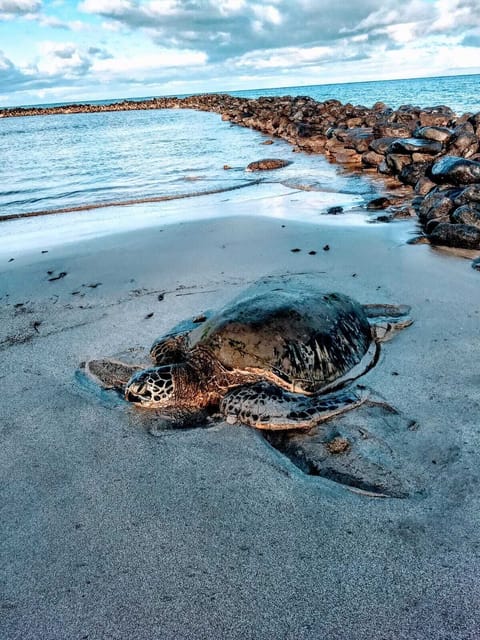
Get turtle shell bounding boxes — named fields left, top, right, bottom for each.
left=188, top=278, right=372, bottom=393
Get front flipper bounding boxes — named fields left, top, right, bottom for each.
left=84, top=358, right=144, bottom=391
left=220, top=381, right=365, bottom=431
left=150, top=311, right=212, bottom=364
left=363, top=303, right=413, bottom=342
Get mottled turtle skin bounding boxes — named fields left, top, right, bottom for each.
left=118, top=277, right=411, bottom=429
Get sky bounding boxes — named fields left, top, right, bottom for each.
left=1, top=0, right=480, bottom=106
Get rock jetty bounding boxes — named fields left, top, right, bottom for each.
left=3, top=94, right=480, bottom=251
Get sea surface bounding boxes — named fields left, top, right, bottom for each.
left=1, top=73, right=479, bottom=222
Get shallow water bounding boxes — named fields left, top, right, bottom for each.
left=2, top=73, right=478, bottom=223
left=1, top=108, right=380, bottom=220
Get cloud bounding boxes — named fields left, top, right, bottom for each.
left=2, top=0, right=480, bottom=105
left=78, top=0, right=385, bottom=61
left=0, top=0, right=41, bottom=18
left=0, top=0, right=40, bottom=12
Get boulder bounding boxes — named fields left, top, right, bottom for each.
left=369, top=137, right=397, bottom=154
left=429, top=156, right=480, bottom=185
left=399, top=162, right=430, bottom=186
left=453, top=184, right=480, bottom=206
left=418, top=187, right=458, bottom=224
left=429, top=222, right=480, bottom=249
left=246, top=158, right=292, bottom=171
left=362, top=150, right=384, bottom=167
left=387, top=138, right=442, bottom=155
left=450, top=204, right=480, bottom=228
left=413, top=126, right=453, bottom=143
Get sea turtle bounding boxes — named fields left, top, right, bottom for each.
left=86, top=276, right=412, bottom=431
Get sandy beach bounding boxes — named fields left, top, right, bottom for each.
left=1, top=183, right=480, bottom=639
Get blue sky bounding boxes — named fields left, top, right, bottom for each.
left=1, top=0, right=479, bottom=106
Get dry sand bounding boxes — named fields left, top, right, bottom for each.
left=1, top=184, right=480, bottom=639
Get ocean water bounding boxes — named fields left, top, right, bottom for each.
left=1, top=73, right=479, bottom=222
left=0, top=107, right=378, bottom=220
left=233, top=73, right=480, bottom=115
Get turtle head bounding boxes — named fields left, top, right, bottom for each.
left=125, top=365, right=176, bottom=408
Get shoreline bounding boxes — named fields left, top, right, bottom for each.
left=1, top=203, right=480, bottom=638
left=2, top=92, right=480, bottom=256
left=0, top=179, right=262, bottom=223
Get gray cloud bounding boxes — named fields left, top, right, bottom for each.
left=76, top=0, right=480, bottom=67
left=79, top=0, right=389, bottom=60
left=0, top=0, right=41, bottom=16
left=0, top=43, right=114, bottom=96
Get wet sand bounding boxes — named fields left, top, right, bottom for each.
left=1, top=188, right=480, bottom=639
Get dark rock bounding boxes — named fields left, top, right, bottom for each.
left=326, top=206, right=343, bottom=215
left=367, top=197, right=393, bottom=210
left=429, top=222, right=480, bottom=249
left=415, top=176, right=436, bottom=196
left=387, top=138, right=442, bottom=155
left=246, top=158, right=292, bottom=171
left=399, top=162, right=430, bottom=186
left=429, top=156, right=480, bottom=185
left=447, top=127, right=479, bottom=158
left=453, top=184, right=480, bottom=206
left=361, top=150, right=384, bottom=167
left=369, top=137, right=397, bottom=154
left=413, top=126, right=452, bottom=143
left=450, top=204, right=480, bottom=228
left=391, top=204, right=416, bottom=219
left=472, top=257, right=480, bottom=271
left=418, top=187, right=459, bottom=224
left=373, top=123, right=413, bottom=139
left=385, top=153, right=412, bottom=173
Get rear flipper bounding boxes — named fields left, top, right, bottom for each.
left=264, top=400, right=417, bottom=498
left=220, top=381, right=365, bottom=431
left=221, top=381, right=416, bottom=498
left=363, top=303, right=413, bottom=342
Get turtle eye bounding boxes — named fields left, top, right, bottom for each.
left=125, top=367, right=175, bottom=405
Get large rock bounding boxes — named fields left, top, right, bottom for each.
left=246, top=158, right=292, bottom=171
left=387, top=138, right=442, bottom=155
left=361, top=150, right=384, bottom=167
left=413, top=126, right=453, bottom=143
left=418, top=186, right=459, bottom=224
left=429, top=156, right=480, bottom=185
left=369, top=137, right=397, bottom=154
left=453, top=184, right=480, bottom=206
left=447, top=127, right=479, bottom=158
left=429, top=222, right=480, bottom=249
left=450, top=204, right=480, bottom=228
left=399, top=162, right=431, bottom=186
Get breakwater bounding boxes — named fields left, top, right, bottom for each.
left=3, top=94, right=480, bottom=251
